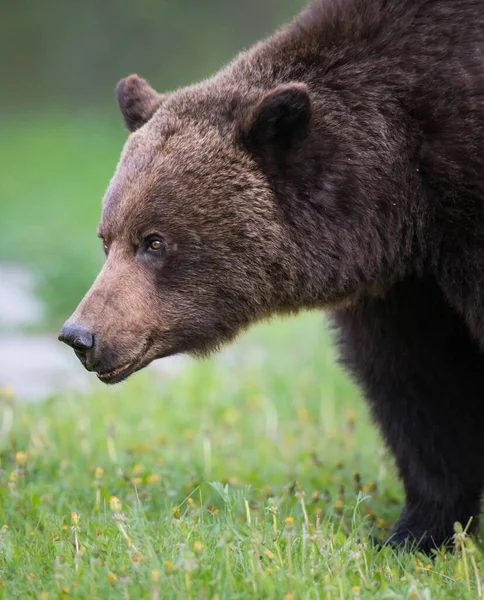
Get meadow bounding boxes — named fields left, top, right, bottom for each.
left=1, top=116, right=483, bottom=599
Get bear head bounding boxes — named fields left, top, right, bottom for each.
left=58, top=74, right=317, bottom=383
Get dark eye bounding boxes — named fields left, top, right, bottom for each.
left=102, top=241, right=109, bottom=255
left=145, top=237, right=165, bottom=255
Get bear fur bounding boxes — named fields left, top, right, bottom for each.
left=60, top=0, right=484, bottom=551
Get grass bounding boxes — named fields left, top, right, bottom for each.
left=1, top=314, right=484, bottom=599
left=2, top=116, right=484, bottom=598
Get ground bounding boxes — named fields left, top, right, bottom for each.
left=1, top=117, right=484, bottom=599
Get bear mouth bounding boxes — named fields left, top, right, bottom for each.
left=97, top=361, right=140, bottom=384
left=96, top=345, right=152, bottom=384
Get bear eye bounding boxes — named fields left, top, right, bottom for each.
left=145, top=236, right=165, bottom=254
left=98, top=232, right=109, bottom=256
left=149, top=239, right=162, bottom=251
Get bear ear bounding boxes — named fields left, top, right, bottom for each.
left=116, top=74, right=166, bottom=132
left=240, top=83, right=312, bottom=161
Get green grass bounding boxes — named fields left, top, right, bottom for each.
left=1, top=314, right=483, bottom=599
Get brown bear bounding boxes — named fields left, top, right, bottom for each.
left=59, top=0, right=484, bottom=552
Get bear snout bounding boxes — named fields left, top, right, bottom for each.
left=58, top=321, right=94, bottom=353
left=58, top=317, right=150, bottom=384
left=58, top=320, right=99, bottom=371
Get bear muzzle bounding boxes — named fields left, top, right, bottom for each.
left=58, top=318, right=153, bottom=384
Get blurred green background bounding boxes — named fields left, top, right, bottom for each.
left=0, top=0, right=306, bottom=327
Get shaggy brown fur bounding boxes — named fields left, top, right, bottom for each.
left=60, top=0, right=484, bottom=551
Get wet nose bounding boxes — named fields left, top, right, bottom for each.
left=58, top=322, right=94, bottom=352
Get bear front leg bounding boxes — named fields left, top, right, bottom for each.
left=334, top=277, right=484, bottom=552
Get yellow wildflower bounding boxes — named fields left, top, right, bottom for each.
left=110, top=496, right=122, bottom=513
left=15, top=452, right=28, bottom=467
left=164, top=560, right=174, bottom=574
left=151, top=569, right=161, bottom=583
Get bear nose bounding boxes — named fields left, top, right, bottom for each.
left=58, top=322, right=94, bottom=352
